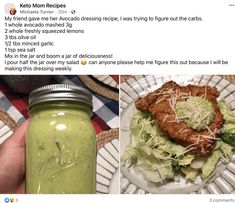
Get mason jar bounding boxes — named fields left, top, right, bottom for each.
left=26, top=84, right=96, bottom=194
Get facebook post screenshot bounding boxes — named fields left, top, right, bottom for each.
left=0, top=0, right=234, bottom=202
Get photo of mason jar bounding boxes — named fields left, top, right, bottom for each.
left=0, top=75, right=119, bottom=194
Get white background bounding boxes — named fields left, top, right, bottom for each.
left=0, top=0, right=235, bottom=74
left=0, top=194, right=235, bottom=203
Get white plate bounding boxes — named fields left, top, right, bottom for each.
left=120, top=75, right=235, bottom=194
left=96, top=138, right=119, bottom=194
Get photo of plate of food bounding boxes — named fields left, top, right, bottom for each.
left=120, top=75, right=235, bottom=194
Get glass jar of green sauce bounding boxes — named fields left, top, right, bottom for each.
left=26, top=84, right=96, bottom=194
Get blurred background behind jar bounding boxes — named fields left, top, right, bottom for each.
left=0, top=76, right=52, bottom=94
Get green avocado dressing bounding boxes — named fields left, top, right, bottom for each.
left=26, top=106, right=96, bottom=194
left=176, top=96, right=215, bottom=131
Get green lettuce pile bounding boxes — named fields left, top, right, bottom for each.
left=122, top=100, right=235, bottom=183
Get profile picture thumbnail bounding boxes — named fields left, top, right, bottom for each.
left=9, top=7, right=17, bottom=15
left=5, top=3, right=16, bottom=15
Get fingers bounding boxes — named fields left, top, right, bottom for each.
left=4, top=119, right=30, bottom=148
left=15, top=181, right=25, bottom=194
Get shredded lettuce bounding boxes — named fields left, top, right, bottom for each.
left=123, top=100, right=235, bottom=184
left=220, top=141, right=233, bottom=160
left=181, top=166, right=198, bottom=180
left=221, top=133, right=235, bottom=147
left=190, top=157, right=206, bottom=169
left=200, top=100, right=235, bottom=180
left=217, top=100, right=235, bottom=149
left=218, top=100, right=235, bottom=134
left=202, top=150, right=221, bottom=180
left=122, top=111, right=195, bottom=183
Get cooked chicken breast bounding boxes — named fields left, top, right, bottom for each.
left=135, top=81, right=224, bottom=156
